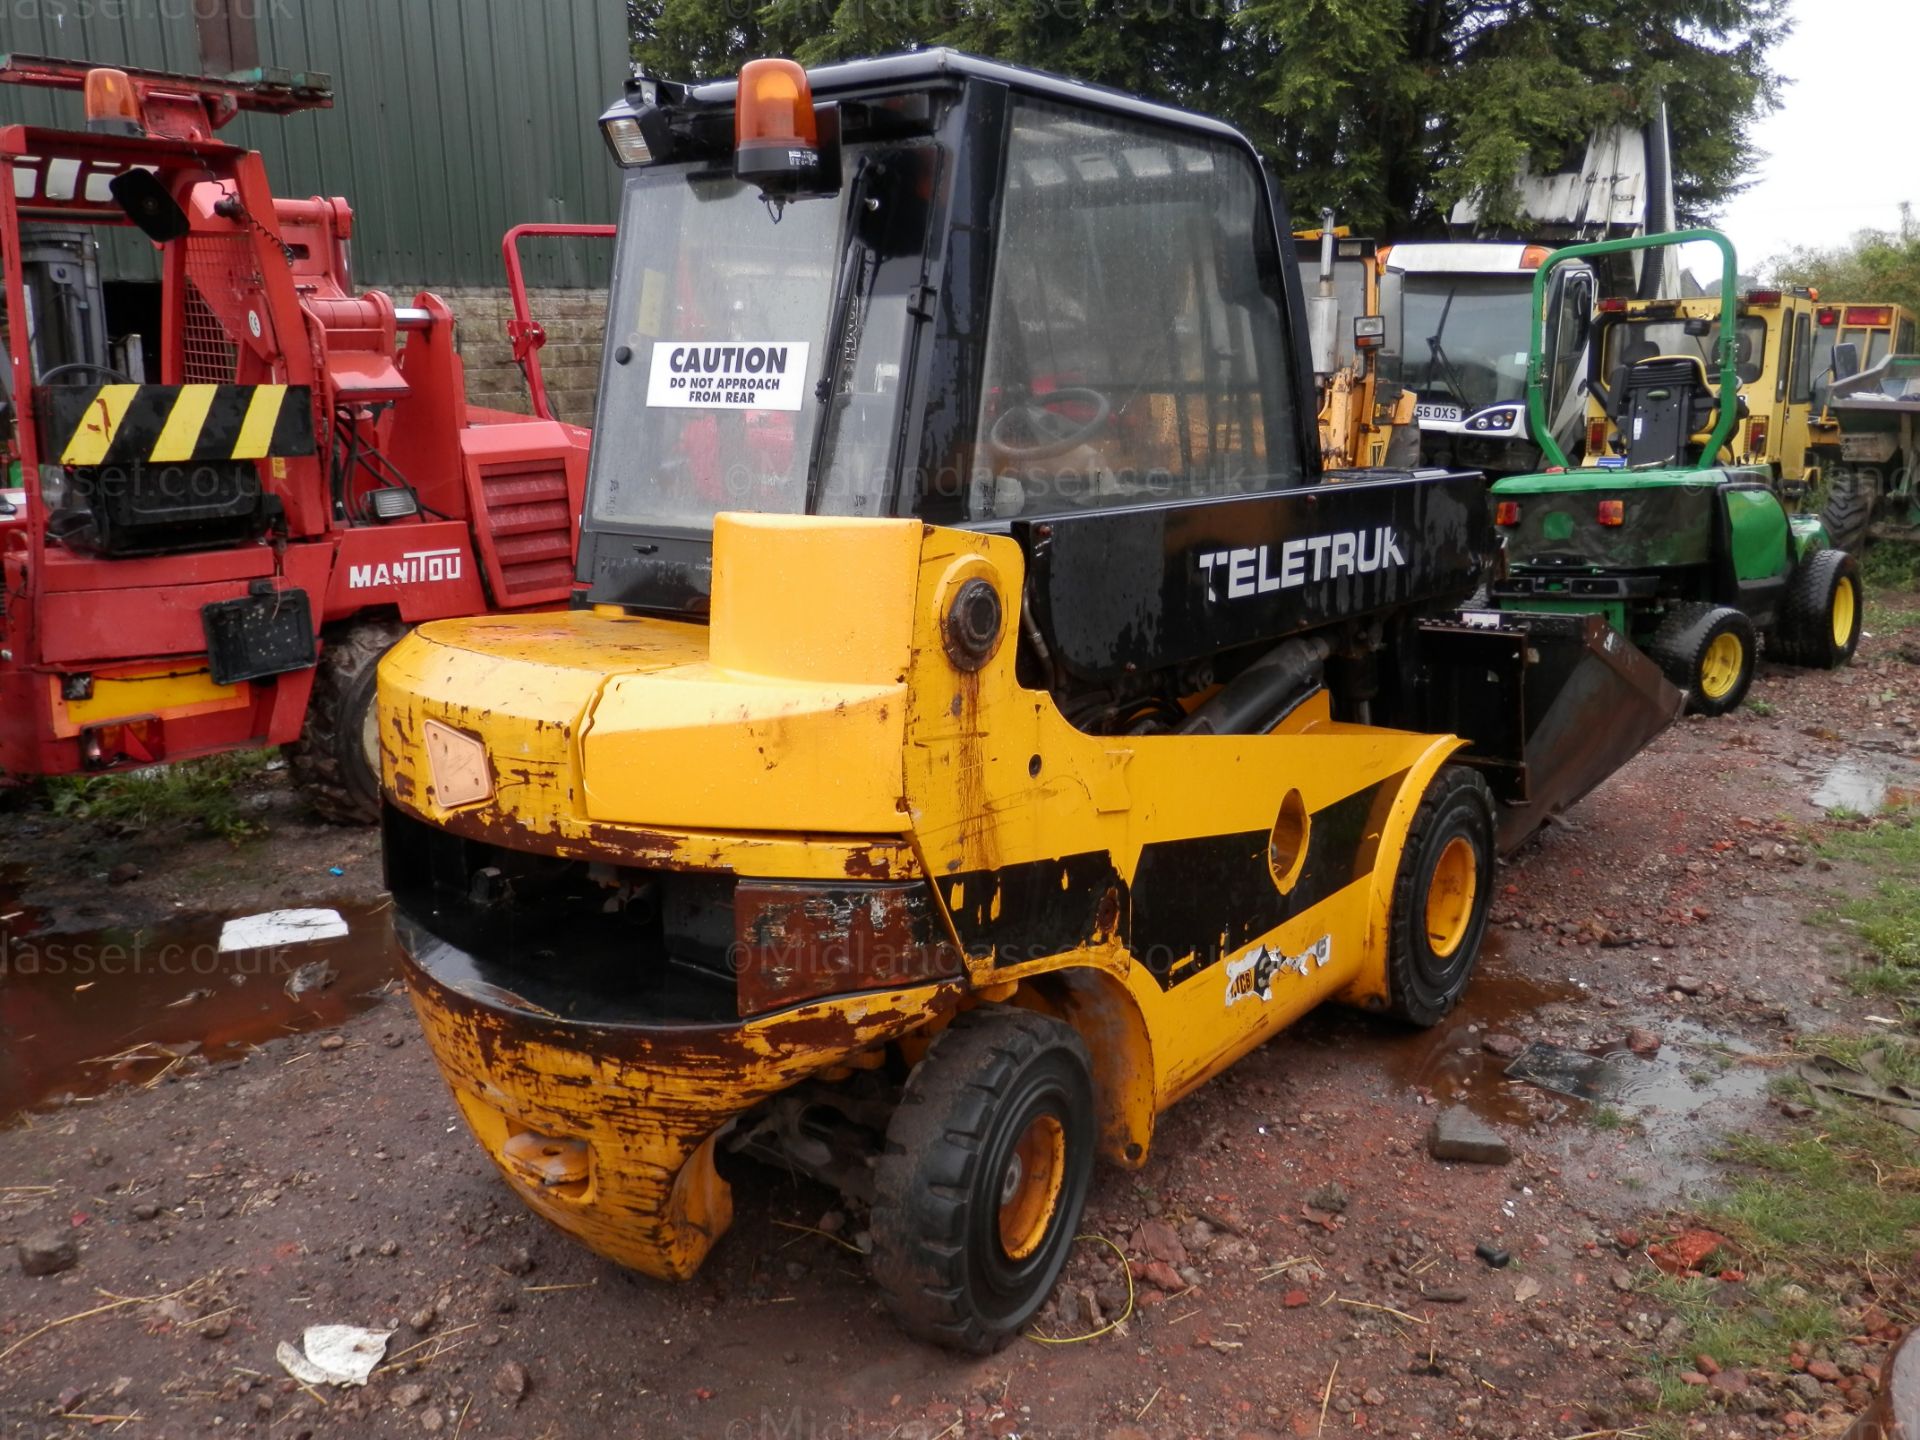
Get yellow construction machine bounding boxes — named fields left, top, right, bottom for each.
left=1295, top=215, right=1418, bottom=469
left=379, top=52, right=1679, bottom=1352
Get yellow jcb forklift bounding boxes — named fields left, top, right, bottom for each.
left=1294, top=214, right=1419, bottom=469
left=378, top=52, right=1679, bottom=1352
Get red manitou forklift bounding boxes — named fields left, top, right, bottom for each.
left=0, top=56, right=598, bottom=819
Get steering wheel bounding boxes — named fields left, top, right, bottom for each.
left=38, top=362, right=136, bottom=386
left=988, top=387, right=1112, bottom=462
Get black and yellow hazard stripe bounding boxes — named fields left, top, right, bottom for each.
left=36, top=384, right=316, bottom=467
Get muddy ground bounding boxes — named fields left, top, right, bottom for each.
left=5, top=602, right=1920, bottom=1440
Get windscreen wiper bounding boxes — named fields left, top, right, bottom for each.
left=1421, top=287, right=1471, bottom=409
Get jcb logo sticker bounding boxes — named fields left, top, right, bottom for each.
left=1224, top=935, right=1331, bottom=1005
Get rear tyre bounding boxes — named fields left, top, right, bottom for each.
left=1775, top=548, right=1863, bottom=670
left=286, top=619, right=410, bottom=824
left=868, top=1006, right=1095, bottom=1353
left=1385, top=765, right=1496, bottom=1027
left=1646, top=603, right=1755, bottom=717
left=1821, top=465, right=1876, bottom=556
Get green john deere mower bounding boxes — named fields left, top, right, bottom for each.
left=1489, top=230, right=1862, bottom=716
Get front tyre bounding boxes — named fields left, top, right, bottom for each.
left=868, top=1006, right=1095, bottom=1353
left=1385, top=764, right=1496, bottom=1027
left=1775, top=548, right=1863, bottom=670
left=1647, top=603, right=1756, bottom=717
left=286, top=619, right=410, bottom=824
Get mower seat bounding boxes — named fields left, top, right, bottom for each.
left=1616, top=355, right=1719, bottom=467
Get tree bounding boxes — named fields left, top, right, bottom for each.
left=630, top=0, right=1787, bottom=237
left=1770, top=206, right=1920, bottom=312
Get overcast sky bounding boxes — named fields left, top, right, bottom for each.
left=1717, top=0, right=1918, bottom=276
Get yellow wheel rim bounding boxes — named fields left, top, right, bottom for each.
left=1424, top=835, right=1478, bottom=960
left=1698, top=632, right=1745, bottom=701
left=998, top=1113, right=1066, bottom=1261
left=1832, top=577, right=1857, bottom=648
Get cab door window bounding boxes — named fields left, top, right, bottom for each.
left=968, top=101, right=1300, bottom=521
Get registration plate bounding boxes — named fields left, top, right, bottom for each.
left=1415, top=402, right=1462, bottom=424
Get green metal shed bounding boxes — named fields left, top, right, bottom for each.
left=1, top=0, right=627, bottom=289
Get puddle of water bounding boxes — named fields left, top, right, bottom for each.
left=0, top=896, right=401, bottom=1125
left=1812, top=756, right=1920, bottom=813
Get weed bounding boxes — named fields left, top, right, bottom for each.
left=1826, top=803, right=1863, bottom=822
left=1745, top=698, right=1776, bottom=717
left=40, top=751, right=273, bottom=842
left=1590, top=1104, right=1629, bottom=1131
left=1819, top=808, right=1920, bottom=997
left=1861, top=538, right=1920, bottom=594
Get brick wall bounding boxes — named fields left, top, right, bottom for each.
left=437, top=286, right=610, bottom=429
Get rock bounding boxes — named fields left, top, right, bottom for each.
left=131, top=1201, right=161, bottom=1222
left=1708, top=1368, right=1748, bottom=1396
left=1420, top=1287, right=1469, bottom=1303
left=1806, top=1360, right=1841, bottom=1382
left=1680, top=1371, right=1709, bottom=1386
left=377, top=1239, right=399, bottom=1257
left=491, top=1359, right=529, bottom=1403
left=816, top=1210, right=846, bottom=1234
left=1624, top=1377, right=1661, bottom=1406
left=1787, top=1373, right=1823, bottom=1402
left=1282, top=1288, right=1310, bottom=1308
left=1177, top=1218, right=1214, bottom=1253
left=1672, top=975, right=1705, bottom=995
left=198, top=1313, right=231, bottom=1339
left=1626, top=1028, right=1661, bottom=1058
left=1610, top=1269, right=1636, bottom=1292
left=1139, top=1259, right=1184, bottom=1292
left=1482, top=1033, right=1526, bottom=1060
left=1428, top=1107, right=1511, bottom=1165
left=19, top=1229, right=78, bottom=1277
left=1474, top=1243, right=1511, bottom=1268
left=108, top=861, right=142, bottom=885
left=502, top=1247, right=536, bottom=1276
left=1132, top=1220, right=1186, bottom=1268
left=391, top=1384, right=430, bottom=1409
left=420, top=1408, right=445, bottom=1433
left=408, top=1305, right=437, bottom=1333
left=1304, top=1181, right=1349, bottom=1214
left=318, top=1035, right=347, bottom=1052
left=1363, top=1388, right=1386, bottom=1406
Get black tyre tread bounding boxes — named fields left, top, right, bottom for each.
left=285, top=619, right=409, bottom=825
left=1821, top=468, right=1875, bottom=557
left=1645, top=603, right=1755, bottom=716
left=869, top=1006, right=1093, bottom=1354
left=1775, top=548, right=1862, bottom=671
left=1384, top=764, right=1495, bottom=1027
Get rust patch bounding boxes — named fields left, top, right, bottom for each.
left=733, top=880, right=962, bottom=1016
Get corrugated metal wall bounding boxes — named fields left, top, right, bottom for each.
left=1, top=0, right=627, bottom=288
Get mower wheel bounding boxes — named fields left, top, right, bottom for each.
left=1384, top=764, right=1495, bottom=1027
left=1820, top=466, right=1876, bottom=557
left=1775, top=548, right=1863, bottom=671
left=1646, top=603, right=1756, bottom=717
left=286, top=619, right=410, bottom=824
left=868, top=1005, right=1095, bottom=1353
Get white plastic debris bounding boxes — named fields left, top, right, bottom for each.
left=275, top=1325, right=393, bottom=1387
left=219, top=908, right=348, bottom=953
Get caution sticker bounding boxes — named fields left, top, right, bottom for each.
left=644, top=341, right=811, bottom=411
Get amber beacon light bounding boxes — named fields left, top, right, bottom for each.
left=734, top=58, right=839, bottom=199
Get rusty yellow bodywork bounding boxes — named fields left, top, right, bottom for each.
left=381, top=514, right=1461, bottom=1281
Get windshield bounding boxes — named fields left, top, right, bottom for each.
left=1379, top=276, right=1535, bottom=412
left=587, top=167, right=844, bottom=532
left=1600, top=315, right=1767, bottom=388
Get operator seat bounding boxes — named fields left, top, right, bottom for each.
left=1616, top=355, right=1718, bottom=467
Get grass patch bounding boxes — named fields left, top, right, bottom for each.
left=1589, top=1103, right=1629, bottom=1131
left=1714, top=1110, right=1920, bottom=1266
left=1746, top=698, right=1777, bottom=717
left=1818, top=806, right=1920, bottom=997
left=40, top=751, right=273, bottom=841
left=1862, top=538, right=1920, bottom=594
left=1645, top=1271, right=1845, bottom=1369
